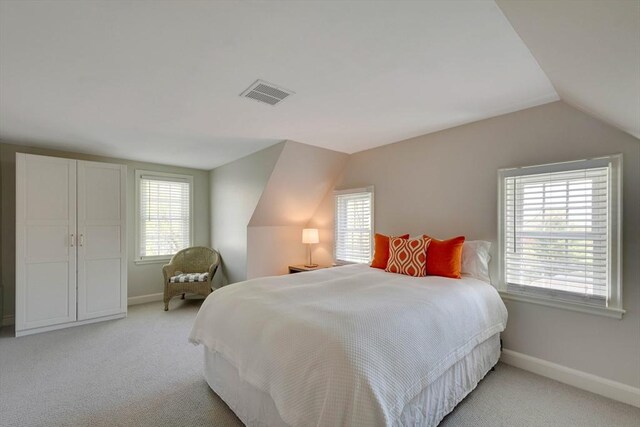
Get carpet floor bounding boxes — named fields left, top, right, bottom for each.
left=1, top=300, right=638, bottom=427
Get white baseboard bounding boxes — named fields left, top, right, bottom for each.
left=127, top=292, right=164, bottom=306
left=2, top=314, right=15, bottom=326
left=501, top=349, right=640, bottom=408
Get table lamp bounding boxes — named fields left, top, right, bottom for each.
left=302, top=228, right=319, bottom=267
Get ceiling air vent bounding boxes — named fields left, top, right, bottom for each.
left=240, top=80, right=294, bottom=106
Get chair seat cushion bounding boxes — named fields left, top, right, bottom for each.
left=169, top=272, right=209, bottom=283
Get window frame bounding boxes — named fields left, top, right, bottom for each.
left=333, top=186, right=375, bottom=265
left=134, top=170, right=194, bottom=264
left=497, top=154, right=624, bottom=319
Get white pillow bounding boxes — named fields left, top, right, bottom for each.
left=461, top=240, right=491, bottom=283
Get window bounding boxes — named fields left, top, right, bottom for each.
left=334, top=187, right=374, bottom=264
left=135, top=170, right=193, bottom=262
left=498, top=155, right=623, bottom=318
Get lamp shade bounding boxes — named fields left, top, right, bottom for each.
left=302, top=228, right=319, bottom=244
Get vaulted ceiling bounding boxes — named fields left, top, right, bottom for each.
left=0, top=1, right=637, bottom=169
left=497, top=0, right=640, bottom=139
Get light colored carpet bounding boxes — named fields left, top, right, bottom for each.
left=1, top=300, right=638, bottom=427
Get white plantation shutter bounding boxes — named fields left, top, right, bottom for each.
left=137, top=172, right=192, bottom=259
left=499, top=155, right=622, bottom=313
left=335, top=188, right=374, bottom=264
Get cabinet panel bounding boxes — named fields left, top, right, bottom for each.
left=25, top=262, right=71, bottom=325
left=26, top=225, right=70, bottom=262
left=77, top=161, right=127, bottom=320
left=83, top=225, right=121, bottom=258
left=83, top=166, right=121, bottom=221
left=83, top=259, right=121, bottom=314
left=16, top=154, right=77, bottom=332
left=25, top=159, right=70, bottom=221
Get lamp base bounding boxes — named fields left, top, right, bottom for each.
left=304, top=263, right=319, bottom=268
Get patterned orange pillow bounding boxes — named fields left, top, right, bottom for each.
left=386, top=237, right=431, bottom=277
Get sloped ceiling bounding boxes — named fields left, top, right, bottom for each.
left=0, top=0, right=558, bottom=169
left=497, top=0, right=640, bottom=139
left=250, top=141, right=348, bottom=227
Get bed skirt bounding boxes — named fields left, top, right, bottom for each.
left=203, top=333, right=501, bottom=427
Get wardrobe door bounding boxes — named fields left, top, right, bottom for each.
left=77, top=161, right=127, bottom=320
left=16, top=154, right=77, bottom=333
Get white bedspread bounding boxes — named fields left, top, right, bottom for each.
left=189, top=264, right=507, bottom=426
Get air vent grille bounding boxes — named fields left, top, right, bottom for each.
left=240, top=80, right=294, bottom=106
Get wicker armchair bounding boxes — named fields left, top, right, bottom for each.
left=162, top=246, right=220, bottom=311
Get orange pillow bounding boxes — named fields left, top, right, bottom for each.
left=386, top=237, right=431, bottom=277
left=371, top=233, right=410, bottom=269
left=423, top=235, right=465, bottom=278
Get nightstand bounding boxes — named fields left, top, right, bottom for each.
left=288, top=264, right=331, bottom=274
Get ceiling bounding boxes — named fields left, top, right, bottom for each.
left=0, top=1, right=635, bottom=170
left=497, top=0, right=640, bottom=139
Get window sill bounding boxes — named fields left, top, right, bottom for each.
left=499, top=291, right=625, bottom=320
left=134, top=258, right=172, bottom=265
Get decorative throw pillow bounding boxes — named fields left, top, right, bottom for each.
left=423, top=235, right=465, bottom=279
left=386, top=237, right=431, bottom=277
left=370, top=233, right=410, bottom=269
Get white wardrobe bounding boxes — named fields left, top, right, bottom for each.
left=15, top=153, right=127, bottom=336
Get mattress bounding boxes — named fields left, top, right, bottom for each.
left=204, top=333, right=501, bottom=427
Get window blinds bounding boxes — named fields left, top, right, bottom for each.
left=139, top=176, right=191, bottom=258
left=504, top=166, right=609, bottom=305
left=335, top=190, right=373, bottom=264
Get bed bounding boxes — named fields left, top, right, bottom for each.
left=189, top=264, right=508, bottom=426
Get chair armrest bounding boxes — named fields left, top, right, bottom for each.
left=208, top=261, right=219, bottom=280
left=162, top=263, right=178, bottom=283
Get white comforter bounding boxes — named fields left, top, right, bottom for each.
left=189, top=264, right=507, bottom=426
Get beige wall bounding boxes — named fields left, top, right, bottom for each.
left=209, top=142, right=285, bottom=285
left=0, top=142, right=211, bottom=318
left=247, top=226, right=307, bottom=279
left=308, top=101, right=640, bottom=388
